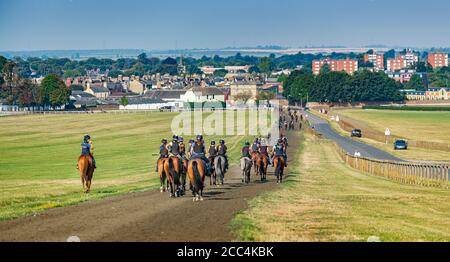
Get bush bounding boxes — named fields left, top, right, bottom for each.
left=362, top=105, right=450, bottom=111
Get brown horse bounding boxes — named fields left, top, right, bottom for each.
left=257, top=154, right=269, bottom=182
left=273, top=156, right=285, bottom=184
left=187, top=159, right=206, bottom=201
left=157, top=157, right=169, bottom=193
left=251, top=151, right=260, bottom=176
left=77, top=155, right=95, bottom=193
left=164, top=157, right=182, bottom=197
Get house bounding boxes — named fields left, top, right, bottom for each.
left=403, top=87, right=450, bottom=101
left=85, top=85, right=110, bottom=99
left=70, top=90, right=98, bottom=108
left=144, top=89, right=186, bottom=108
left=119, top=98, right=171, bottom=110
left=129, top=79, right=152, bottom=94
left=180, top=87, right=226, bottom=103
left=229, top=81, right=258, bottom=103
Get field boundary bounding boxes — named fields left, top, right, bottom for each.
left=304, top=119, right=450, bottom=189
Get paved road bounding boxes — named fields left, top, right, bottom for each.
left=306, top=112, right=402, bottom=162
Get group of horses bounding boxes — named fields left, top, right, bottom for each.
left=240, top=145, right=287, bottom=185
left=157, top=154, right=227, bottom=202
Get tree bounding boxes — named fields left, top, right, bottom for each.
left=16, top=79, right=40, bottom=107
left=404, top=75, right=426, bottom=91
left=256, top=91, right=275, bottom=101
left=1, top=61, right=19, bottom=105
left=39, top=74, right=69, bottom=108
left=119, top=96, right=129, bottom=107
left=233, top=91, right=253, bottom=104
left=319, top=64, right=331, bottom=74
left=258, top=57, right=274, bottom=74
left=213, top=69, right=228, bottom=78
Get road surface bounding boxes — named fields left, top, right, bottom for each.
left=0, top=131, right=299, bottom=242
left=306, top=112, right=402, bottom=162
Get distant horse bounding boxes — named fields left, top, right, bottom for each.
left=214, top=155, right=226, bottom=186
left=251, top=151, right=260, bottom=176
left=77, top=155, right=95, bottom=193
left=187, top=159, right=206, bottom=201
left=240, top=157, right=253, bottom=184
left=164, top=157, right=182, bottom=197
left=273, top=156, right=285, bottom=184
left=157, top=157, right=169, bottom=193
left=257, top=154, right=269, bottom=182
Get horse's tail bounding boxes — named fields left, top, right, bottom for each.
left=168, top=158, right=179, bottom=185
left=275, top=157, right=281, bottom=176
left=216, top=157, right=223, bottom=179
left=259, top=157, right=265, bottom=175
left=192, top=161, right=204, bottom=191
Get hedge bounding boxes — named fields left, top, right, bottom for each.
left=362, top=105, right=450, bottom=111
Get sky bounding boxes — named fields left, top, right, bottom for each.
left=1, top=0, right=450, bottom=51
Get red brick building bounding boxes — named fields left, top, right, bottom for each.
left=387, top=50, right=418, bottom=72
left=312, top=58, right=358, bottom=75
left=363, top=53, right=384, bottom=71
left=428, top=52, right=448, bottom=69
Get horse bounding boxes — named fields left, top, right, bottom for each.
left=157, top=157, right=169, bottom=193
left=257, top=154, right=269, bottom=182
left=187, top=159, right=206, bottom=201
left=164, top=157, right=182, bottom=197
left=180, top=157, right=188, bottom=195
left=251, top=151, right=260, bottom=176
left=77, top=155, right=95, bottom=193
left=273, top=156, right=285, bottom=184
left=213, top=155, right=226, bottom=186
left=240, top=157, right=253, bottom=184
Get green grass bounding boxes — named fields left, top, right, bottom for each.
left=0, top=111, right=258, bottom=220
left=233, top=133, right=450, bottom=242
left=337, top=109, right=450, bottom=144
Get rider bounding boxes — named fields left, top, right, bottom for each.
left=167, top=135, right=183, bottom=172
left=208, top=141, right=218, bottom=166
left=79, top=134, right=96, bottom=169
left=190, top=134, right=212, bottom=176
left=155, top=138, right=169, bottom=172
left=187, top=139, right=195, bottom=158
left=179, top=136, right=186, bottom=157
left=217, top=140, right=229, bottom=171
left=258, top=139, right=271, bottom=165
left=272, top=138, right=287, bottom=167
left=251, top=138, right=260, bottom=153
left=241, top=140, right=251, bottom=159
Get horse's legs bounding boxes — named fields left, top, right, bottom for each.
left=81, top=176, right=85, bottom=192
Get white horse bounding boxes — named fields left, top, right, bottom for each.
left=240, top=157, right=253, bottom=184
left=214, top=155, right=226, bottom=186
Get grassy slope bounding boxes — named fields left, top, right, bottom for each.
left=232, top=133, right=450, bottom=242
left=337, top=109, right=450, bottom=144
left=0, top=112, right=254, bottom=220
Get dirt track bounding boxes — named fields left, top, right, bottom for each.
left=0, top=131, right=298, bottom=242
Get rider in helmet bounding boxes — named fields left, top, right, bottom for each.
left=241, top=140, right=251, bottom=159
left=217, top=139, right=228, bottom=171
left=178, top=136, right=186, bottom=158
left=79, top=134, right=96, bottom=169
left=272, top=138, right=287, bottom=167
left=208, top=141, right=217, bottom=168
left=187, top=139, right=195, bottom=158
left=167, top=134, right=183, bottom=172
left=190, top=134, right=212, bottom=176
left=155, top=138, right=169, bottom=172
left=251, top=138, right=260, bottom=153
left=258, top=138, right=271, bottom=165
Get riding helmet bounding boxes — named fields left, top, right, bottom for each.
left=179, top=136, right=184, bottom=142
left=161, top=139, right=167, bottom=143
left=211, top=141, right=216, bottom=145
left=84, top=134, right=91, bottom=142
left=196, top=134, right=203, bottom=141
left=220, top=140, right=225, bottom=145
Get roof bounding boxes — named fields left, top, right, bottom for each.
left=428, top=87, right=450, bottom=91
left=71, top=91, right=96, bottom=98
left=144, top=90, right=186, bottom=100
left=90, top=87, right=110, bottom=93
left=190, top=87, right=224, bottom=96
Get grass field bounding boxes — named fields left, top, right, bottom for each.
left=337, top=109, right=450, bottom=144
left=232, top=133, right=450, bottom=242
left=0, top=112, right=257, bottom=220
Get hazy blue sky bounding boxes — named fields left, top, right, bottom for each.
left=1, top=0, right=450, bottom=51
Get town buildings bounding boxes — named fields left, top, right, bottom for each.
left=312, top=58, right=359, bottom=75
left=387, top=50, right=419, bottom=71
left=403, top=87, right=450, bottom=101
left=363, top=53, right=385, bottom=71
left=428, top=52, right=449, bottom=69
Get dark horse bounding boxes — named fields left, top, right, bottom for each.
left=77, top=155, right=95, bottom=193
left=257, top=154, right=269, bottom=182
left=164, top=157, right=182, bottom=197
left=187, top=159, right=206, bottom=201
left=273, top=156, right=285, bottom=184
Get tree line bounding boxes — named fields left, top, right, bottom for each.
left=0, top=59, right=69, bottom=108
left=283, top=68, right=404, bottom=104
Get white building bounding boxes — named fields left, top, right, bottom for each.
left=180, top=87, right=226, bottom=103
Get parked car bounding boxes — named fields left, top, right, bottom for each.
left=394, top=139, right=408, bottom=150
left=159, top=106, right=174, bottom=112
left=351, top=129, right=362, bottom=138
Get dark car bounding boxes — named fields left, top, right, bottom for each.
left=159, top=106, right=174, bottom=112
left=394, top=139, right=408, bottom=150
left=351, top=129, right=362, bottom=138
